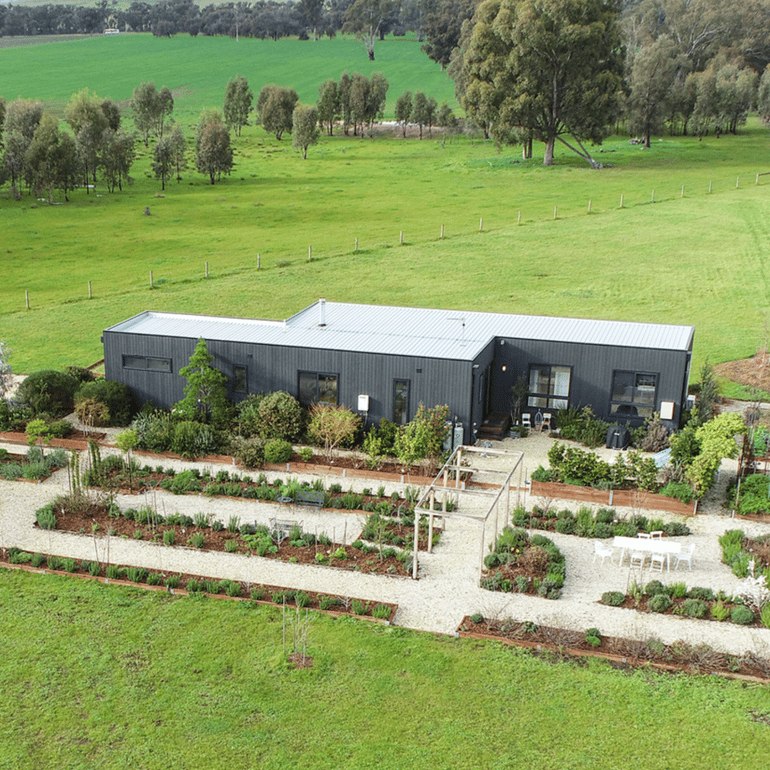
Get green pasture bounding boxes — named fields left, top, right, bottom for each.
left=1, top=35, right=770, bottom=379
left=0, top=32, right=458, bottom=119
left=2, top=122, right=770, bottom=375
left=0, top=569, right=767, bottom=770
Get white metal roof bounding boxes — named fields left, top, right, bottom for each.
left=105, top=301, right=694, bottom=361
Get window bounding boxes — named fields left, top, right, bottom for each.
left=527, top=365, right=571, bottom=410
left=122, top=355, right=171, bottom=372
left=393, top=379, right=410, bottom=425
left=233, top=366, right=247, bottom=394
left=298, top=371, right=338, bottom=406
left=610, top=371, right=658, bottom=420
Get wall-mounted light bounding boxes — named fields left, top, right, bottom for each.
left=502, top=365, right=507, bottom=372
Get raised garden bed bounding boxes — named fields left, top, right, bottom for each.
left=0, top=429, right=106, bottom=451
left=36, top=496, right=422, bottom=577
left=599, top=581, right=767, bottom=628
left=530, top=479, right=697, bottom=516
left=0, top=550, right=397, bottom=623
left=456, top=616, right=770, bottom=683
left=0, top=446, right=68, bottom=482
left=513, top=505, right=691, bottom=539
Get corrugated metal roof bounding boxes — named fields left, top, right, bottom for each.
left=105, top=303, right=694, bottom=361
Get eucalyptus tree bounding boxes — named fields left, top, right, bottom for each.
left=223, top=75, right=253, bottom=136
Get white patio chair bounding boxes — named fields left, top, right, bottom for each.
left=541, top=412, right=553, bottom=432
left=650, top=530, right=664, bottom=538
left=630, top=548, right=648, bottom=569
left=593, top=540, right=614, bottom=567
left=521, top=413, right=532, bottom=429
left=674, top=543, right=695, bottom=570
left=637, top=532, right=652, bottom=539
left=649, top=551, right=666, bottom=573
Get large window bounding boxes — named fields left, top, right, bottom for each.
left=122, top=355, right=171, bottom=372
left=393, top=379, right=410, bottom=425
left=610, top=371, right=658, bottom=420
left=527, top=365, right=571, bottom=410
left=298, top=371, right=338, bottom=406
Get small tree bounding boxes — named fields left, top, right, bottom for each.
left=694, top=360, right=720, bottom=426
left=176, top=338, right=229, bottom=424
left=223, top=75, right=253, bottom=137
left=115, top=429, right=139, bottom=489
left=395, top=91, right=413, bottom=137
left=394, top=404, right=450, bottom=469
left=316, top=79, right=339, bottom=135
left=307, top=404, right=361, bottom=462
left=195, top=111, right=233, bottom=184
left=292, top=104, right=320, bottom=159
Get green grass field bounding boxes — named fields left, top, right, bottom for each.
left=1, top=34, right=770, bottom=384
left=1, top=569, right=768, bottom=770
left=0, top=32, right=458, bottom=118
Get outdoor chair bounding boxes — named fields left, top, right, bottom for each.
left=593, top=540, right=614, bottom=567
left=649, top=551, right=666, bottom=573
left=674, top=543, right=695, bottom=570
left=636, top=532, right=652, bottom=539
left=629, top=548, right=648, bottom=569
left=541, top=412, right=553, bottom=432
left=521, top=413, right=532, bottom=429
left=650, top=530, right=664, bottom=538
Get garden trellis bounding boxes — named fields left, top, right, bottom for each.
left=411, top=445, right=524, bottom=581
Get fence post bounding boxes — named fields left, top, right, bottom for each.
left=354, top=238, right=358, bottom=252
left=651, top=189, right=655, bottom=203
left=587, top=200, right=592, bottom=214
left=205, top=261, right=209, bottom=278
left=257, top=253, right=261, bottom=270
left=308, top=245, right=312, bottom=262
left=681, top=185, right=685, bottom=197
left=399, top=231, right=404, bottom=245
left=709, top=180, right=713, bottom=194
left=479, top=217, right=483, bottom=231
left=25, top=290, right=29, bottom=310
left=88, top=281, right=92, bottom=299
left=619, top=194, right=624, bottom=208
left=737, top=176, right=740, bottom=188
left=553, top=205, right=558, bottom=220
left=517, top=211, right=521, bottom=226
left=440, top=225, right=445, bottom=239
left=150, top=271, right=153, bottom=289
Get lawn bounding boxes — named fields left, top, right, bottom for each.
left=1, top=35, right=770, bottom=380
left=0, top=569, right=768, bottom=769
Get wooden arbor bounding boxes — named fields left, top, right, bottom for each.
left=411, top=445, right=525, bottom=580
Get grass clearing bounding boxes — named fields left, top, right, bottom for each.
left=1, top=36, right=770, bottom=377
left=1, top=568, right=768, bottom=769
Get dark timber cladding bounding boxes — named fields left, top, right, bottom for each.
left=103, top=301, right=695, bottom=443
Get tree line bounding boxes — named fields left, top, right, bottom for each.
left=0, top=70, right=412, bottom=199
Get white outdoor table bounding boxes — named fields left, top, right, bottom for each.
left=612, top=535, right=682, bottom=571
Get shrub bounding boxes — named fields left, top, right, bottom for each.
left=17, top=369, right=79, bottom=416
left=225, top=580, right=243, bottom=597
left=761, top=604, right=770, bottom=629
left=31, top=552, right=46, bottom=568
left=644, top=580, right=668, bottom=597
left=186, top=578, right=202, bottom=592
left=189, top=532, right=206, bottom=548
left=601, top=591, right=625, bottom=606
left=680, top=599, right=708, bottom=618
left=225, top=539, right=238, bottom=553
left=670, top=582, right=688, bottom=599
left=264, top=438, right=293, bottom=464
left=351, top=599, right=368, bottom=615
left=649, top=594, right=672, bottom=613
left=299, top=446, right=313, bottom=463
left=688, top=586, right=715, bottom=602
left=731, top=605, right=755, bottom=625
left=171, top=420, right=220, bottom=459
left=75, top=380, right=134, bottom=426
left=163, top=530, right=176, bottom=546
left=8, top=549, right=32, bottom=565
left=585, top=628, right=601, bottom=647
left=710, top=601, right=730, bottom=621
left=126, top=566, right=148, bottom=583
left=658, top=481, right=695, bottom=504
left=35, top=504, right=57, bottom=530
left=319, top=595, right=341, bottom=610
left=294, top=590, right=311, bottom=608
left=147, top=572, right=163, bottom=586
left=372, top=604, right=391, bottom=620
left=234, top=437, right=265, bottom=469
left=105, top=565, right=121, bottom=580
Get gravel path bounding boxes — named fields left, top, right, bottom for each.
left=2, top=432, right=770, bottom=658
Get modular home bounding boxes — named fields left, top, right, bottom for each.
left=103, top=300, right=694, bottom=443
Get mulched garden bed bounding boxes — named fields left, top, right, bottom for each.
left=598, top=588, right=766, bottom=628
left=0, top=552, right=397, bottom=623
left=457, top=616, right=770, bottom=682
left=41, top=497, right=415, bottom=577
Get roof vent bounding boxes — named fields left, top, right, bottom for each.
left=318, top=298, right=327, bottom=327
